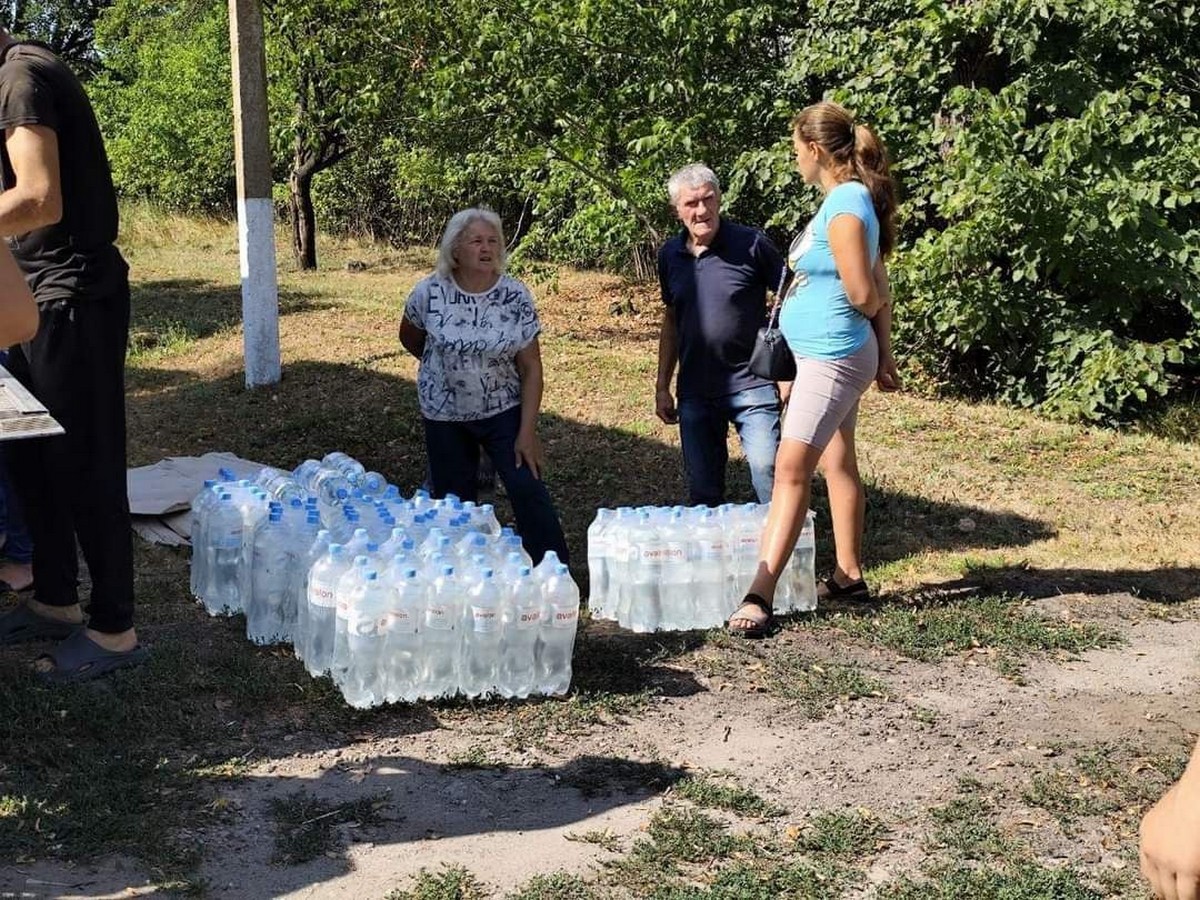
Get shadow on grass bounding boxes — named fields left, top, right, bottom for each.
left=0, top=358, right=1063, bottom=881
left=917, top=563, right=1200, bottom=605
left=129, top=278, right=340, bottom=359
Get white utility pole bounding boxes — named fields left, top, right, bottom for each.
left=229, top=0, right=281, bottom=388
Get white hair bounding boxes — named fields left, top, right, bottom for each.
left=436, top=207, right=508, bottom=279
left=667, top=163, right=721, bottom=205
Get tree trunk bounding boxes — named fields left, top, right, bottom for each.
left=289, top=166, right=317, bottom=270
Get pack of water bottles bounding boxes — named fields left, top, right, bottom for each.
left=586, top=503, right=816, bottom=632
left=188, top=452, right=580, bottom=707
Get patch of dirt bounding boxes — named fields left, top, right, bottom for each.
left=6, top=593, right=1196, bottom=899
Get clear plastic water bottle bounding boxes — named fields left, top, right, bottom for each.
left=537, top=564, right=579, bottom=696
left=339, top=571, right=391, bottom=709
left=305, top=543, right=350, bottom=676
left=460, top=568, right=502, bottom=699
left=498, top=567, right=541, bottom=699
left=383, top=567, right=424, bottom=703
left=501, top=534, right=532, bottom=567
left=255, top=466, right=308, bottom=503
left=331, top=555, right=371, bottom=685
left=189, top=479, right=219, bottom=601
left=658, top=510, right=692, bottom=630
left=421, top=565, right=461, bottom=699
left=357, top=471, right=389, bottom=500
left=204, top=493, right=243, bottom=615
left=586, top=509, right=613, bottom=619
left=247, top=508, right=292, bottom=645
left=293, top=526, right=330, bottom=662
left=475, top=503, right=501, bottom=536
left=693, top=509, right=729, bottom=627
left=322, top=451, right=367, bottom=485
left=778, top=510, right=818, bottom=613
left=626, top=512, right=662, bottom=632
left=607, top=507, right=635, bottom=625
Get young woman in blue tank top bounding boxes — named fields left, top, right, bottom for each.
left=728, top=101, right=900, bottom=638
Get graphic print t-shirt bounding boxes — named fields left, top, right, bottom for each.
left=778, top=180, right=877, bottom=360
left=404, top=274, right=541, bottom=422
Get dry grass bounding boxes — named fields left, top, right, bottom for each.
left=122, top=209, right=1200, bottom=605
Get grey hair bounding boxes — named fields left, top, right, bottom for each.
left=666, top=163, right=721, bottom=204
left=436, top=207, right=508, bottom=279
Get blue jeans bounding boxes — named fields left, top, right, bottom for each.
left=678, top=385, right=781, bottom=506
left=423, top=406, right=570, bottom=565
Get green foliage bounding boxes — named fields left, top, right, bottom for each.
left=91, top=0, right=234, bottom=213
left=86, top=0, right=1199, bottom=420
left=744, top=0, right=1200, bottom=423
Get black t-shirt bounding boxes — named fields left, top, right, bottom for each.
left=0, top=41, right=126, bottom=301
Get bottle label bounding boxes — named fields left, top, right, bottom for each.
left=638, top=545, right=666, bottom=562
left=387, top=608, right=416, bottom=634
left=472, top=606, right=499, bottom=633
left=550, top=607, right=578, bottom=628
left=424, top=604, right=453, bottom=630
left=698, top=540, right=725, bottom=561
left=661, top=543, right=686, bottom=562
left=515, top=605, right=542, bottom=629
left=308, top=578, right=337, bottom=609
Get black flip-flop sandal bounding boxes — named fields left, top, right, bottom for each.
left=0, top=603, right=80, bottom=645
left=35, top=630, right=150, bottom=684
left=816, top=577, right=871, bottom=602
left=727, top=593, right=774, bottom=639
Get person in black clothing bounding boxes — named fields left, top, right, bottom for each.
left=0, top=30, right=147, bottom=680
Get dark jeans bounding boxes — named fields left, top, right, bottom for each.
left=678, top=384, right=781, bottom=506
left=5, top=287, right=135, bottom=633
left=423, top=406, right=569, bottom=565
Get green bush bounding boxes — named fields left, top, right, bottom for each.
left=732, top=0, right=1200, bottom=422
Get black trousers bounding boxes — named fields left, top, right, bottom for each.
left=4, top=286, right=134, bottom=633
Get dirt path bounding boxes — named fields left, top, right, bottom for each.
left=5, top=592, right=1195, bottom=900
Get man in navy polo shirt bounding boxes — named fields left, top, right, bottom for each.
left=655, top=163, right=787, bottom=505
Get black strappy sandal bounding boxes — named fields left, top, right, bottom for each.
left=816, top=576, right=871, bottom=603
left=727, top=593, right=774, bottom=639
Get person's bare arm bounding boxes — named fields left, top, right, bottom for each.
left=655, top=306, right=679, bottom=424
left=870, top=257, right=900, bottom=391
left=399, top=316, right=425, bottom=359
left=514, top=337, right=546, bottom=479
left=0, top=125, right=63, bottom=237
left=827, top=214, right=882, bottom=319
left=0, top=245, right=36, bottom=345
left=1141, top=737, right=1200, bottom=899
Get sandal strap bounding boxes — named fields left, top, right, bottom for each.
left=737, top=593, right=773, bottom=616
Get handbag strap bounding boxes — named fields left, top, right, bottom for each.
left=766, top=267, right=790, bottom=328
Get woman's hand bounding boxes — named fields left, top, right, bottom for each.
left=875, top=352, right=901, bottom=392
left=778, top=381, right=793, bottom=407
left=514, top=426, right=545, bottom=480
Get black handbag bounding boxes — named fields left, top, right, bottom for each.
left=749, top=269, right=796, bottom=381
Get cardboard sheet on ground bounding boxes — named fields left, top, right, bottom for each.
left=128, top=452, right=265, bottom=546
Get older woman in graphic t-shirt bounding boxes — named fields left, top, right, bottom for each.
left=399, top=207, right=569, bottom=565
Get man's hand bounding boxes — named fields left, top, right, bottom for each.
left=1141, top=767, right=1200, bottom=899
left=655, top=386, right=678, bottom=424
left=514, top=427, right=544, bottom=480
left=876, top=352, right=902, bottom=392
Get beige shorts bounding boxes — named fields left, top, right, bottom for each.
left=781, top=331, right=878, bottom=450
